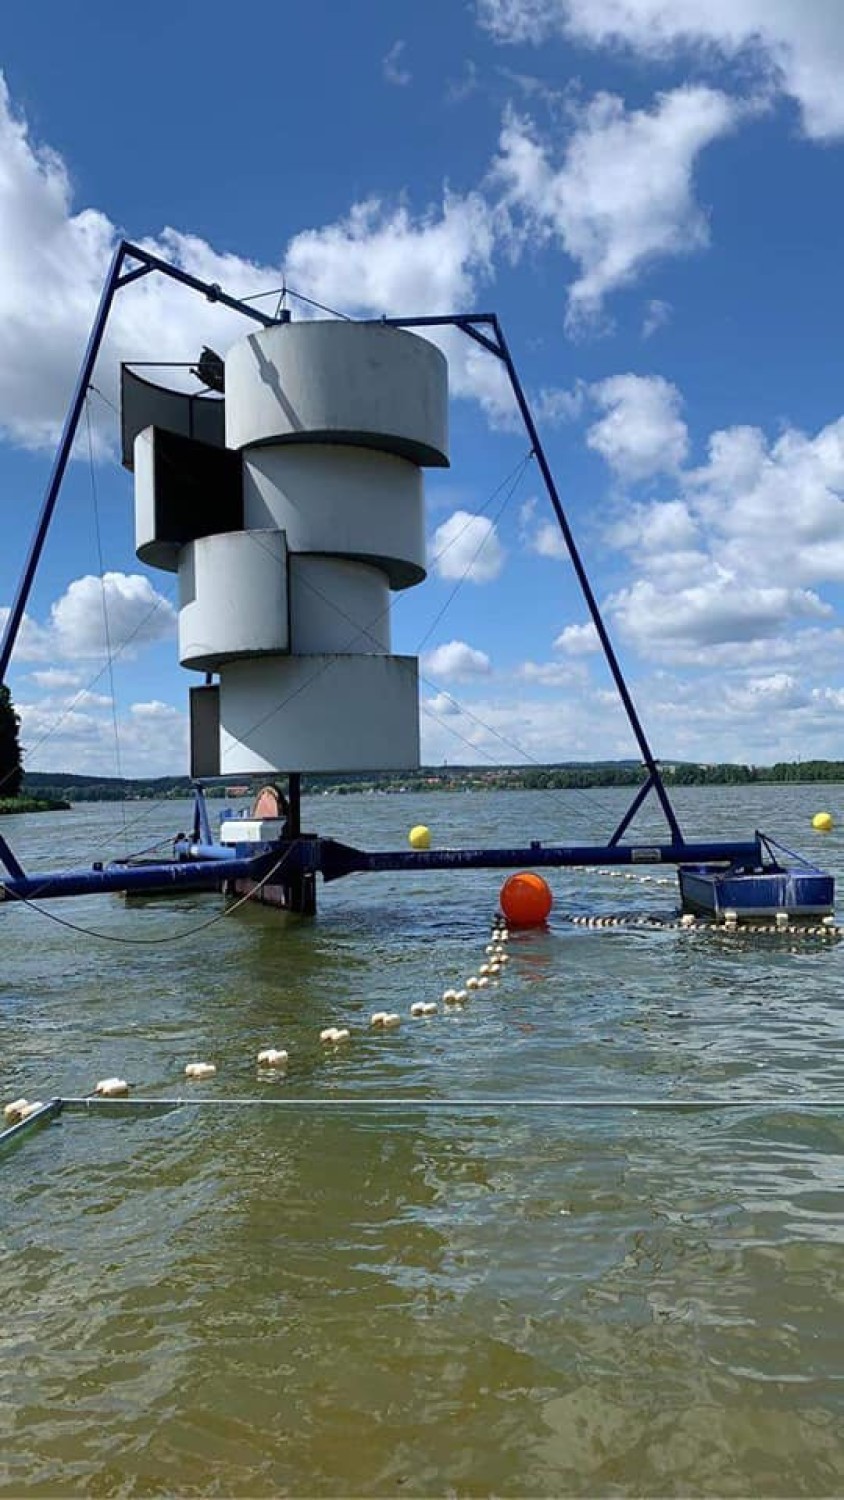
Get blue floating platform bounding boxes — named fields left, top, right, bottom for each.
left=679, top=864, right=834, bottom=921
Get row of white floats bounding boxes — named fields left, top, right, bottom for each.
left=3, top=921, right=513, bottom=1119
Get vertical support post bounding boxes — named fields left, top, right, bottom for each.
left=287, top=772, right=302, bottom=838
left=282, top=772, right=315, bottom=914
left=193, top=784, right=213, bottom=845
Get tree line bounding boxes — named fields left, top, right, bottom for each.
left=19, top=758, right=844, bottom=802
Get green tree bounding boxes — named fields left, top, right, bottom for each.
left=0, top=683, right=23, bottom=798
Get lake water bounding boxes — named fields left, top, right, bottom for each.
left=2, top=784, right=844, bottom=1496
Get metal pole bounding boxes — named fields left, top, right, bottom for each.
left=119, top=242, right=279, bottom=329
left=382, top=312, right=684, bottom=843
left=489, top=317, right=683, bottom=844
left=287, top=773, right=302, bottom=838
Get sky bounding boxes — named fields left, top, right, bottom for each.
left=3, top=0, right=844, bottom=777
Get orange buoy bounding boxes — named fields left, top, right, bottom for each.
left=499, top=871, right=552, bottom=927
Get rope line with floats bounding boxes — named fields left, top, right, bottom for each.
left=5, top=905, right=842, bottom=1156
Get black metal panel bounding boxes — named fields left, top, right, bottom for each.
left=138, top=427, right=243, bottom=571
left=121, top=365, right=225, bottom=470
left=190, top=685, right=220, bottom=778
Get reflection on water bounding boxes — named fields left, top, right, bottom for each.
left=1, top=786, right=844, bottom=1495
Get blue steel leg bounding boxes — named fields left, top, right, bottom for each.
left=0, top=243, right=132, bottom=682
left=0, top=832, right=26, bottom=879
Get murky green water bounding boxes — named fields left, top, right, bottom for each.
left=2, top=785, right=844, bottom=1496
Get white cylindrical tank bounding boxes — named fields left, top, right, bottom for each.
left=289, top=557, right=390, bottom=654
left=178, top=530, right=289, bottom=672
left=225, top=321, right=449, bottom=468
left=132, top=318, right=449, bottom=775
left=218, top=655, right=419, bottom=773
left=243, top=444, right=425, bottom=589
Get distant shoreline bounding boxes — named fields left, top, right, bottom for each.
left=0, top=796, right=71, bottom=815
left=20, top=761, right=844, bottom=803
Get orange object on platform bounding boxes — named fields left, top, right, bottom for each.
left=499, top=871, right=553, bottom=927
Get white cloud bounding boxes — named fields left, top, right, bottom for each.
left=554, top=621, right=600, bottom=653
left=531, top=521, right=568, bottom=560
left=69, top=689, right=113, bottom=709
left=50, top=572, right=176, bottom=658
left=0, top=607, right=53, bottom=661
left=494, top=87, right=739, bottom=328
left=642, top=297, right=671, bottom=338
left=424, top=691, right=463, bottom=715
left=446, top=60, right=481, bottom=104
left=283, top=192, right=490, bottom=323
left=519, top=497, right=568, bottom=559
left=723, top=671, right=808, bottom=714
left=420, top=685, right=635, bottom=763
left=586, top=372, right=688, bottom=478
left=477, top=1, right=565, bottom=43
left=595, top=398, right=844, bottom=667
left=422, top=640, right=493, bottom=679
left=130, top=699, right=183, bottom=722
left=607, top=574, right=831, bottom=659
left=688, top=420, right=844, bottom=586
left=533, top=383, right=586, bottom=424
left=431, top=510, right=507, bottom=583
left=285, top=195, right=516, bottom=425
left=479, top=0, right=844, bottom=141
left=3, top=574, right=175, bottom=679
left=27, top=667, right=84, bottom=689
left=0, top=76, right=279, bottom=451
left=608, top=498, right=706, bottom=588
left=0, top=73, right=508, bottom=451
left=519, top=658, right=585, bottom=684
left=19, top=696, right=188, bottom=776
left=383, top=39, right=411, bottom=86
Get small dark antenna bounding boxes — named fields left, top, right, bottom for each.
left=191, top=346, right=225, bottom=393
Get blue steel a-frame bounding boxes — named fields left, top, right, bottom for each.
left=0, top=241, right=769, bottom=909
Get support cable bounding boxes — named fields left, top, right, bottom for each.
left=1, top=840, right=301, bottom=945
left=84, top=395, right=128, bottom=853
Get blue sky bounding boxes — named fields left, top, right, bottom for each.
left=3, top=0, right=844, bottom=775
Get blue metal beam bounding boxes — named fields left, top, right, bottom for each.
left=0, top=836, right=765, bottom=905
left=0, top=242, right=128, bottom=682
left=0, top=852, right=276, bottom=902
left=315, top=837, right=763, bottom=883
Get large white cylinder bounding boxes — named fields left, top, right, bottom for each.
left=289, top=557, right=390, bottom=654
left=225, top=320, right=449, bottom=468
left=178, top=530, right=288, bottom=671
left=243, top=444, right=425, bottom=589
left=218, top=654, right=419, bottom=773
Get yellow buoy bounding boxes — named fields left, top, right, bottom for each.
left=409, top=825, right=431, bottom=850
left=812, top=811, right=834, bottom=832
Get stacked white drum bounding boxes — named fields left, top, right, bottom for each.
left=132, top=321, right=449, bottom=776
